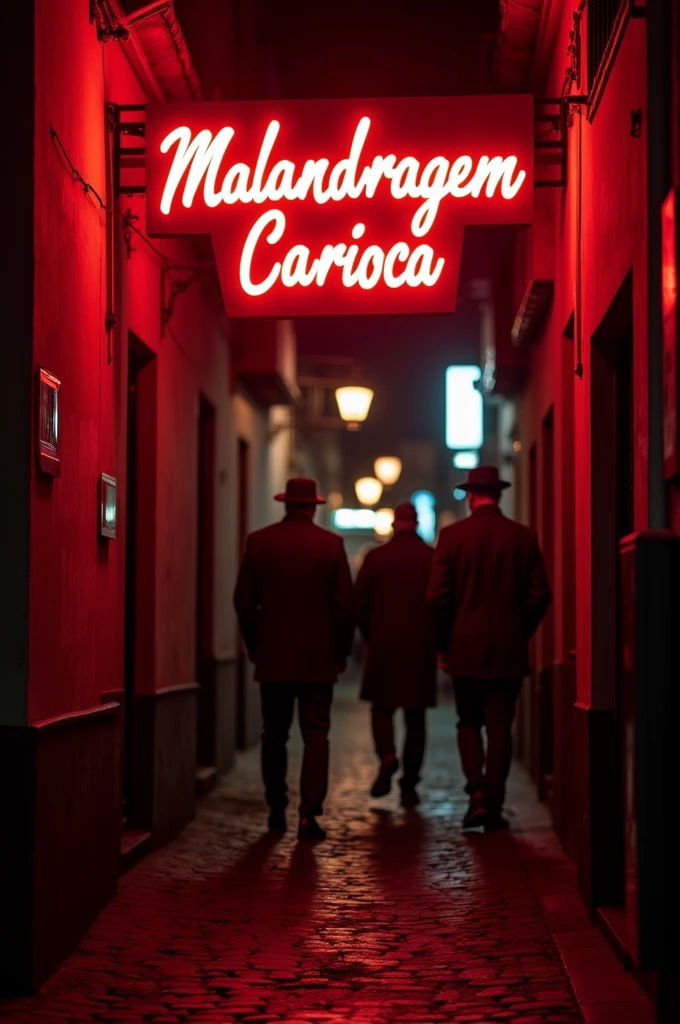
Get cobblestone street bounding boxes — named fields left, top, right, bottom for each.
left=1, top=682, right=651, bottom=1024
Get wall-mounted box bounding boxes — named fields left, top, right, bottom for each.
left=100, top=474, right=117, bottom=539
left=37, top=368, right=61, bottom=476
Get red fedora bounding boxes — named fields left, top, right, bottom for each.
left=459, top=465, right=511, bottom=492
left=274, top=477, right=327, bottom=504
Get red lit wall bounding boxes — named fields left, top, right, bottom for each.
left=29, top=6, right=240, bottom=720
left=517, top=12, right=648, bottom=708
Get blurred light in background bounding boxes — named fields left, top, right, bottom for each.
left=452, top=450, right=480, bottom=469
left=411, top=490, right=436, bottom=543
left=328, top=490, right=343, bottom=510
left=335, top=386, right=374, bottom=429
left=333, top=508, right=376, bottom=529
left=445, top=366, right=483, bottom=450
left=355, top=476, right=383, bottom=506
left=373, top=508, right=394, bottom=537
left=374, top=456, right=402, bottom=486
left=453, top=488, right=467, bottom=501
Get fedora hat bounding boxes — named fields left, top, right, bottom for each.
left=459, top=465, right=511, bottom=492
left=274, top=477, right=327, bottom=504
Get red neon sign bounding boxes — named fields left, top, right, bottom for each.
left=146, top=96, right=534, bottom=317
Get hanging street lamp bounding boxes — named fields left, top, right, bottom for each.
left=374, top=508, right=394, bottom=537
left=335, top=386, right=374, bottom=430
left=374, top=456, right=402, bottom=486
left=355, top=476, right=383, bottom=506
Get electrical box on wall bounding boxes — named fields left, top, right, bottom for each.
left=100, top=474, right=117, bottom=539
left=37, top=368, right=61, bottom=476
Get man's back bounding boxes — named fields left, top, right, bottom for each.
left=357, top=531, right=435, bottom=655
left=234, top=513, right=354, bottom=683
left=357, top=530, right=437, bottom=709
left=429, top=505, right=550, bottom=679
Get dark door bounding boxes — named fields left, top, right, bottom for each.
left=124, top=333, right=156, bottom=825
left=590, top=272, right=634, bottom=912
left=236, top=438, right=250, bottom=748
left=196, top=396, right=216, bottom=768
left=538, top=408, right=555, bottom=802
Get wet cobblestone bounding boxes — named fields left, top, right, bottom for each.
left=0, top=682, right=583, bottom=1023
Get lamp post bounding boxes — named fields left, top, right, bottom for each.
left=355, top=476, right=383, bottom=506
left=374, top=456, right=402, bottom=486
left=335, top=386, right=374, bottom=430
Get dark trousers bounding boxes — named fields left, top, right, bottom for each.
left=260, top=682, right=333, bottom=818
left=453, top=679, right=522, bottom=812
left=371, top=705, right=427, bottom=789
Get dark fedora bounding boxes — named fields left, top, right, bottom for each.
left=274, top=477, right=327, bottom=504
left=459, top=465, right=511, bottom=492
left=394, top=502, right=418, bottom=524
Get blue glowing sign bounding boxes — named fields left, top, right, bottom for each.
left=333, top=508, right=376, bottom=530
left=411, top=490, right=436, bottom=544
left=452, top=450, right=480, bottom=469
left=446, top=365, right=483, bottom=450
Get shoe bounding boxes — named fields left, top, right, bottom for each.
left=297, top=817, right=327, bottom=841
left=400, top=787, right=420, bottom=809
left=484, top=813, right=510, bottom=833
left=462, top=790, right=488, bottom=829
left=370, top=756, right=399, bottom=797
left=268, top=810, right=287, bottom=833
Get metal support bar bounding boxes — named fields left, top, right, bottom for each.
left=534, top=96, right=590, bottom=189
left=111, top=104, right=146, bottom=198
left=161, top=262, right=214, bottom=334
left=534, top=97, right=568, bottom=188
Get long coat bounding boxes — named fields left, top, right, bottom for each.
left=428, top=505, right=551, bottom=680
left=355, top=530, right=437, bottom=708
left=233, top=512, right=355, bottom=684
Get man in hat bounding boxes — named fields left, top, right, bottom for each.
left=428, top=466, right=551, bottom=831
left=234, top=478, right=355, bottom=841
left=355, top=503, right=438, bottom=808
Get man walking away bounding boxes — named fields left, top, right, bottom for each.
left=428, top=466, right=551, bottom=831
left=234, top=478, right=355, bottom=841
left=356, top=503, right=437, bottom=808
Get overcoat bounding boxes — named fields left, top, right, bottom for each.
left=428, top=505, right=551, bottom=680
left=356, top=530, right=437, bottom=708
left=233, top=512, right=355, bottom=684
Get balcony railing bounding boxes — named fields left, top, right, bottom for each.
left=587, top=0, right=641, bottom=115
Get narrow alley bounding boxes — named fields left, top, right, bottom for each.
left=3, top=2, right=678, bottom=1020
left=0, top=683, right=650, bottom=1024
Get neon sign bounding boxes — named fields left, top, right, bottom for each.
left=146, top=97, right=534, bottom=317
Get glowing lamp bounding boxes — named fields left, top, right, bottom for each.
left=453, top=488, right=467, bottom=501
left=452, top=451, right=480, bottom=469
left=335, top=386, right=374, bottom=430
left=355, top=476, right=383, bottom=506
left=374, top=508, right=394, bottom=537
left=374, top=456, right=402, bottom=486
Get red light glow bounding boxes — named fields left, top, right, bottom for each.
left=146, top=97, right=534, bottom=317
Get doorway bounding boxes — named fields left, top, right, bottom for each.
left=538, top=407, right=555, bottom=803
left=196, top=397, right=217, bottom=772
left=590, top=271, right=634, bottom=913
left=124, top=333, right=156, bottom=826
left=527, top=442, right=540, bottom=785
left=236, top=437, right=250, bottom=748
